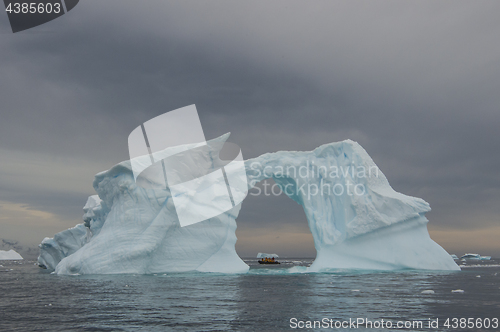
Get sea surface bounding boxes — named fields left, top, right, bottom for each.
left=1, top=258, right=499, bottom=331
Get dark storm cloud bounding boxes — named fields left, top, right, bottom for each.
left=0, top=1, right=499, bottom=254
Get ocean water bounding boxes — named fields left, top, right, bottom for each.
left=1, top=258, right=499, bottom=331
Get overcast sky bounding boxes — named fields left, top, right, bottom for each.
left=1, top=0, right=499, bottom=258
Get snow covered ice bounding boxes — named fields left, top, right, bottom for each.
left=39, top=134, right=459, bottom=274
left=0, top=249, right=23, bottom=260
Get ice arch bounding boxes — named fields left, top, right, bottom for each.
left=244, top=140, right=459, bottom=271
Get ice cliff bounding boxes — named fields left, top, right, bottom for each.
left=39, top=134, right=459, bottom=274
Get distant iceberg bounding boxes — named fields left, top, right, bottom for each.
left=0, top=249, right=23, bottom=260
left=39, top=134, right=459, bottom=274
left=460, top=253, right=491, bottom=260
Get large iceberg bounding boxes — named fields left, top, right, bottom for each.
left=39, top=134, right=459, bottom=274
left=0, top=249, right=23, bottom=260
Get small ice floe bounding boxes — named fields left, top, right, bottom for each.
left=351, top=289, right=360, bottom=292
left=460, top=264, right=500, bottom=268
left=460, top=253, right=491, bottom=260
left=451, top=289, right=465, bottom=293
left=421, top=290, right=435, bottom=294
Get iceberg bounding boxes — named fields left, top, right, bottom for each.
left=39, top=134, right=459, bottom=274
left=0, top=249, right=23, bottom=260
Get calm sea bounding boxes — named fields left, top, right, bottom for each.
left=1, top=258, right=499, bottom=331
